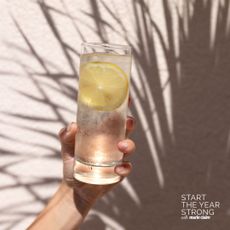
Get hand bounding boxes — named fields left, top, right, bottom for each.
left=58, top=116, right=136, bottom=215
left=27, top=117, right=135, bottom=230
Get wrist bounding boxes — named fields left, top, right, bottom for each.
left=28, top=181, right=85, bottom=230
left=60, top=181, right=93, bottom=217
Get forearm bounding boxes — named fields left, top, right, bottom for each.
left=28, top=182, right=91, bottom=230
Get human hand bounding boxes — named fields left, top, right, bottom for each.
left=58, top=116, right=136, bottom=215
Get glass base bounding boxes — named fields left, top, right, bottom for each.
left=74, top=159, right=121, bottom=185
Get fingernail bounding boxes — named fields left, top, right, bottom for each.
left=67, top=122, right=74, bottom=132
left=127, top=117, right=134, bottom=127
left=115, top=166, right=123, bottom=174
left=118, top=141, right=128, bottom=150
left=128, top=97, right=132, bottom=106
left=115, top=163, right=131, bottom=176
left=59, top=127, right=66, bottom=136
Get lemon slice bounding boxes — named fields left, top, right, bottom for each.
left=79, top=62, right=128, bottom=111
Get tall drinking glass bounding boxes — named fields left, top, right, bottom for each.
left=74, top=42, right=132, bottom=185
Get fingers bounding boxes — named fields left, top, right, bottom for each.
left=118, top=139, right=136, bottom=157
left=59, top=122, right=77, bottom=160
left=59, top=122, right=136, bottom=180
left=128, top=96, right=132, bottom=107
left=115, top=139, right=136, bottom=177
left=115, top=162, right=132, bottom=177
left=124, top=115, right=136, bottom=177
left=127, top=95, right=135, bottom=136
left=126, top=116, right=135, bottom=136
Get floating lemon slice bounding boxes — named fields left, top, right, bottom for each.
left=79, top=62, right=128, bottom=111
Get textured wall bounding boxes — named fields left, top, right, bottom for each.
left=0, top=0, right=230, bottom=229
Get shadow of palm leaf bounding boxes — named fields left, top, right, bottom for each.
left=1, top=0, right=230, bottom=229
left=162, top=0, right=230, bottom=229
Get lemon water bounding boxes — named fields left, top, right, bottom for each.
left=74, top=53, right=131, bottom=185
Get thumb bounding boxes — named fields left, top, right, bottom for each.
left=59, top=122, right=77, bottom=161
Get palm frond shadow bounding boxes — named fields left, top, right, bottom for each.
left=1, top=0, right=230, bottom=229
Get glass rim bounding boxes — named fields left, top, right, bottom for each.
left=81, top=42, right=131, bottom=53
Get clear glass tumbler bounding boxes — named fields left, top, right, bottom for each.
left=74, top=42, right=132, bottom=185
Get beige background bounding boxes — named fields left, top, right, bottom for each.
left=0, top=0, right=230, bottom=229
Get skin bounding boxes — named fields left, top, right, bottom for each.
left=28, top=116, right=136, bottom=230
